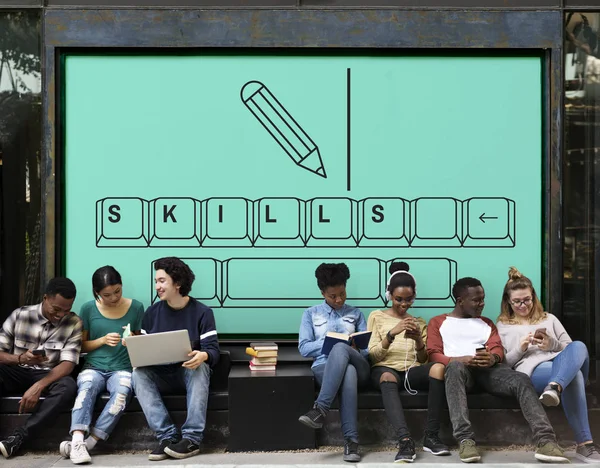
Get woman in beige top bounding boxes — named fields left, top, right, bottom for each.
left=367, top=261, right=448, bottom=463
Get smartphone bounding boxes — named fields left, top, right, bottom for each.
left=533, top=328, right=547, bottom=339
left=32, top=349, right=46, bottom=356
left=475, top=346, right=486, bottom=352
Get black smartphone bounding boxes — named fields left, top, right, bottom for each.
left=475, top=346, right=486, bottom=353
left=32, top=349, right=46, bottom=356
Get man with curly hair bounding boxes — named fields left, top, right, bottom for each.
left=132, top=257, right=219, bottom=461
left=298, top=262, right=369, bottom=462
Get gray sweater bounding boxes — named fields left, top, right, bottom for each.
left=496, top=313, right=572, bottom=377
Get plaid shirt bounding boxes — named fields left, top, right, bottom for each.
left=0, top=303, right=82, bottom=370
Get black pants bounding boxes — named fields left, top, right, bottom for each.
left=371, top=363, right=445, bottom=440
left=0, top=364, right=77, bottom=439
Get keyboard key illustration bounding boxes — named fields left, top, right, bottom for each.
left=148, top=197, right=201, bottom=247
left=97, top=196, right=516, bottom=248
left=149, top=257, right=458, bottom=310
left=150, top=258, right=221, bottom=307
left=254, top=198, right=306, bottom=247
left=462, top=197, right=516, bottom=247
left=96, top=197, right=149, bottom=247
left=410, top=198, right=463, bottom=247
left=358, top=197, right=409, bottom=247
left=305, top=198, right=358, bottom=247
left=386, top=257, right=457, bottom=308
left=202, top=198, right=253, bottom=247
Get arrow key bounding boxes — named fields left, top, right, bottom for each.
left=463, top=197, right=515, bottom=247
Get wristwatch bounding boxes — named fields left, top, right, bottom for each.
left=386, top=331, right=395, bottom=343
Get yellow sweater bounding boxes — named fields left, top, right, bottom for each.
left=367, top=310, right=428, bottom=371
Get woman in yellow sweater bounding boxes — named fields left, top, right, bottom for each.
left=368, top=261, right=448, bottom=463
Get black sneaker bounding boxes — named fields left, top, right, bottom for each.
left=343, top=439, right=361, bottom=462
left=148, top=438, right=178, bottom=461
left=0, top=431, right=25, bottom=459
left=423, top=433, right=450, bottom=456
left=298, top=404, right=326, bottom=429
left=395, top=437, right=416, bottom=463
left=164, top=439, right=201, bottom=459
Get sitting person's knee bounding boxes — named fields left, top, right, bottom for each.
left=429, top=363, right=445, bottom=380
left=379, top=372, right=397, bottom=384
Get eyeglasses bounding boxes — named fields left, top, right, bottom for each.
left=510, top=298, right=532, bottom=307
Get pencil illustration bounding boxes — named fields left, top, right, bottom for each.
left=241, top=80, right=326, bottom=178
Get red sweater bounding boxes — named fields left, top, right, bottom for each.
left=427, top=313, right=505, bottom=366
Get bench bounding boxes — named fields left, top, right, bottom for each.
left=1, top=344, right=598, bottom=451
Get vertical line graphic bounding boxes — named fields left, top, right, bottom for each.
left=347, top=68, right=351, bottom=192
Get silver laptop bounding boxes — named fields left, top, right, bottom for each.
left=125, top=330, right=192, bottom=367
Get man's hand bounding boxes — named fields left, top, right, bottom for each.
left=451, top=355, right=475, bottom=366
left=19, top=382, right=44, bottom=414
left=104, top=333, right=121, bottom=347
left=472, top=348, right=496, bottom=368
left=20, top=350, right=48, bottom=367
left=182, top=350, right=208, bottom=370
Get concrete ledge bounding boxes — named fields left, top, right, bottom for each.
left=2, top=407, right=598, bottom=451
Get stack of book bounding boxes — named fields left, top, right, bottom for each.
left=246, top=342, right=278, bottom=371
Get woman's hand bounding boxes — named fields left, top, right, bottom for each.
left=103, top=332, right=121, bottom=347
left=390, top=317, right=419, bottom=338
left=520, top=332, right=534, bottom=352
left=538, top=334, right=554, bottom=352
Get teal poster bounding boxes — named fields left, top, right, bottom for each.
left=64, top=54, right=542, bottom=334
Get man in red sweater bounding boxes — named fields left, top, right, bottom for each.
left=427, top=277, right=567, bottom=464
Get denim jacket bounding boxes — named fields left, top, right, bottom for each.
left=298, top=301, right=368, bottom=368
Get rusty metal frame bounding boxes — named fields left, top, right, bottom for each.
left=42, top=9, right=563, bottom=314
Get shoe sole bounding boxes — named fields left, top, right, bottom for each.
left=460, top=455, right=481, bottom=463
left=343, top=455, right=361, bottom=463
left=59, top=441, right=71, bottom=458
left=71, top=455, right=92, bottom=465
left=163, top=447, right=200, bottom=459
left=539, top=392, right=560, bottom=407
left=423, top=447, right=451, bottom=456
left=574, top=452, right=600, bottom=464
left=0, top=442, right=10, bottom=459
left=394, top=455, right=416, bottom=463
left=148, top=453, right=170, bottom=461
left=298, top=415, right=323, bottom=429
left=535, top=453, right=570, bottom=463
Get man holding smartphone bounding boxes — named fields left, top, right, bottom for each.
left=427, top=277, right=568, bottom=464
left=0, top=278, right=82, bottom=459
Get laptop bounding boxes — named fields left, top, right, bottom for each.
left=125, top=330, right=192, bottom=367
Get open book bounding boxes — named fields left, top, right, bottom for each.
left=321, top=331, right=372, bottom=355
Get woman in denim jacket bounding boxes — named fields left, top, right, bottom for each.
left=298, top=263, right=369, bottom=463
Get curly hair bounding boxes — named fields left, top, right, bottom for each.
left=154, top=257, right=196, bottom=297
left=315, top=263, right=350, bottom=291
left=45, top=277, right=77, bottom=300
left=452, top=277, right=482, bottom=301
left=497, top=266, right=546, bottom=325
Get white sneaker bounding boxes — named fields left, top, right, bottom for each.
left=539, top=384, right=560, bottom=407
left=70, top=441, right=91, bottom=465
left=59, top=440, right=71, bottom=458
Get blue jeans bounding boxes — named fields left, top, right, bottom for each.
left=132, top=363, right=211, bottom=445
left=70, top=368, right=133, bottom=440
left=312, top=343, right=370, bottom=442
left=530, top=341, right=592, bottom=443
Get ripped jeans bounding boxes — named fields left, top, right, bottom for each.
left=70, top=368, right=133, bottom=440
